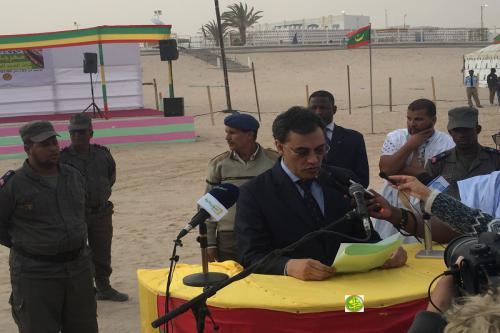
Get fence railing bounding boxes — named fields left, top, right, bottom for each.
left=175, top=28, right=491, bottom=49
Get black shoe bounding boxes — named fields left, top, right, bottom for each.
left=96, top=287, right=129, bottom=302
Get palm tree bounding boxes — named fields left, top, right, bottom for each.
left=202, top=20, right=230, bottom=47
left=221, top=2, right=263, bottom=46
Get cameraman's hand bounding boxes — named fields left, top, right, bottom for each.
left=427, top=275, right=455, bottom=314
left=427, top=257, right=463, bottom=313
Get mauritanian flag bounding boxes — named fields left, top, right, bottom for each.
left=0, top=25, right=171, bottom=51
left=495, top=35, right=500, bottom=44
left=346, top=25, right=371, bottom=49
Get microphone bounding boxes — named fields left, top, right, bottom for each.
left=176, top=183, right=239, bottom=240
left=349, top=183, right=372, bottom=238
left=318, top=166, right=374, bottom=199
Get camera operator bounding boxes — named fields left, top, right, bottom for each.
left=408, top=258, right=500, bottom=333
left=367, top=175, right=499, bottom=236
left=367, top=175, right=500, bottom=332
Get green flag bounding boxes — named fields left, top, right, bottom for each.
left=495, top=34, right=500, bottom=44
left=346, top=25, right=371, bottom=49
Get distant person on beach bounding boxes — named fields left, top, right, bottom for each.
left=235, top=107, right=406, bottom=280
left=205, top=113, right=278, bottom=262
left=0, top=121, right=97, bottom=333
left=308, top=90, right=369, bottom=187
left=60, top=113, right=128, bottom=302
left=372, top=98, right=454, bottom=243
left=487, top=68, right=498, bottom=105
left=464, top=69, right=482, bottom=108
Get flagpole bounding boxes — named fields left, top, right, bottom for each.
left=369, top=23, right=374, bottom=134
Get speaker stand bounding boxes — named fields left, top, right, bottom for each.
left=83, top=73, right=107, bottom=119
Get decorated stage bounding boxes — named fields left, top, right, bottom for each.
left=0, top=109, right=196, bottom=159
left=138, top=244, right=446, bottom=333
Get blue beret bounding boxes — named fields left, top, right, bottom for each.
left=224, top=113, right=259, bottom=131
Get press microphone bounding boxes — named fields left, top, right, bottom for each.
left=176, top=183, right=239, bottom=240
left=349, top=182, right=372, bottom=238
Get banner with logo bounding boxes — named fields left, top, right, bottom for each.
left=0, top=49, right=54, bottom=87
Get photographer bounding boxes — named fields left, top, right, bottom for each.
left=367, top=175, right=500, bottom=332
left=408, top=258, right=500, bottom=333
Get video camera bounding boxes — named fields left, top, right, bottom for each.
left=444, top=232, right=500, bottom=295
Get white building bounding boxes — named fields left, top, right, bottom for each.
left=251, top=14, right=370, bottom=31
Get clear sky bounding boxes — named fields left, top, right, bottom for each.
left=2, top=0, right=498, bottom=36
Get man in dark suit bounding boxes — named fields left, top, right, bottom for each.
left=308, top=90, right=369, bottom=187
left=234, top=107, right=406, bottom=281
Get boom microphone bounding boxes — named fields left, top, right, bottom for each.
left=349, top=182, right=372, bottom=237
left=176, top=183, right=239, bottom=240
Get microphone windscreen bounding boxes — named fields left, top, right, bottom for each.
left=348, top=183, right=365, bottom=197
left=209, top=183, right=239, bottom=209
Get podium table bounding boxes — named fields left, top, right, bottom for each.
left=138, top=244, right=446, bottom=333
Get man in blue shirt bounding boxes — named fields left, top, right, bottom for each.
left=464, top=70, right=482, bottom=108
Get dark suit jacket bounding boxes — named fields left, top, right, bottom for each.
left=234, top=160, right=380, bottom=275
left=325, top=125, right=369, bottom=188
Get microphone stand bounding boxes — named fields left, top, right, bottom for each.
left=415, top=213, right=444, bottom=259
left=152, top=210, right=364, bottom=330
left=181, top=221, right=229, bottom=333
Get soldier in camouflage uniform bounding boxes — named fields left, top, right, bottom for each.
left=0, top=121, right=97, bottom=333
left=60, top=113, right=128, bottom=302
left=206, top=113, right=279, bottom=262
left=426, top=106, right=500, bottom=199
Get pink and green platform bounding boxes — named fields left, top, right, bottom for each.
left=0, top=109, right=195, bottom=160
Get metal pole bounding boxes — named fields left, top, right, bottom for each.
left=389, top=77, right=393, bottom=112
left=431, top=76, right=437, bottom=104
left=369, top=24, right=374, bottom=134
left=481, top=5, right=484, bottom=41
left=153, top=78, right=159, bottom=110
left=304, top=85, right=309, bottom=106
left=347, top=65, right=352, bottom=115
left=207, top=86, right=215, bottom=126
left=214, top=0, right=233, bottom=112
left=251, top=62, right=261, bottom=122
left=168, top=60, right=175, bottom=98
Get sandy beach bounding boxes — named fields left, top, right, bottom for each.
left=1, top=46, right=499, bottom=332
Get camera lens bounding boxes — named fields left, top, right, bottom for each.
left=444, top=235, right=478, bottom=267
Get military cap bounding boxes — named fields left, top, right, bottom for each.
left=447, top=106, right=478, bottom=130
left=69, top=113, right=92, bottom=131
left=19, top=121, right=59, bottom=143
left=224, top=113, right=259, bottom=131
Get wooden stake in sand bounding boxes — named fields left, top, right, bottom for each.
left=206, top=86, right=215, bottom=126
left=431, top=76, right=437, bottom=104
left=251, top=62, right=262, bottom=122
left=389, top=77, right=393, bottom=112
left=305, top=84, right=310, bottom=105
left=347, top=65, right=352, bottom=115
left=153, top=78, right=159, bottom=111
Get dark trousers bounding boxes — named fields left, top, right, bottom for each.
left=10, top=269, right=97, bottom=333
left=216, top=231, right=238, bottom=262
left=87, top=211, right=113, bottom=288
left=489, top=87, right=497, bottom=104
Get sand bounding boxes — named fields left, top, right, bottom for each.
left=0, top=46, right=499, bottom=332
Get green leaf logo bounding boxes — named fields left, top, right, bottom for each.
left=345, top=295, right=365, bottom=312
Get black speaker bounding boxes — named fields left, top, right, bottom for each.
left=83, top=53, right=98, bottom=74
left=163, top=97, right=184, bottom=117
left=159, top=39, right=179, bottom=61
